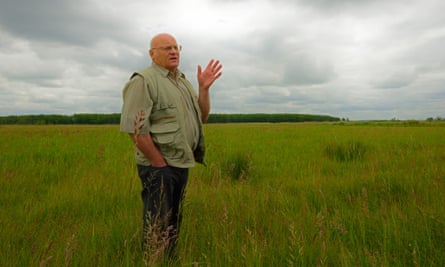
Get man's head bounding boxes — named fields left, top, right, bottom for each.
left=149, top=33, right=181, bottom=73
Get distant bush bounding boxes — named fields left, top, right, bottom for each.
left=0, top=113, right=340, bottom=125
left=0, top=113, right=121, bottom=125
left=206, top=113, right=340, bottom=123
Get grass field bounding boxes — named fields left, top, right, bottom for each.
left=1, top=122, right=444, bottom=266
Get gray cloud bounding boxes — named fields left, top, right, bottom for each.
left=0, top=0, right=444, bottom=120
left=0, top=0, right=133, bottom=46
left=282, top=54, right=335, bottom=85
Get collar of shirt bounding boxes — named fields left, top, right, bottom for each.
left=151, top=62, right=185, bottom=80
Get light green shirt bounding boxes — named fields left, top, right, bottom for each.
left=120, top=63, right=204, bottom=168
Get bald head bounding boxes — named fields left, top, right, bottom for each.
left=150, top=33, right=175, bottom=48
left=149, top=33, right=181, bottom=73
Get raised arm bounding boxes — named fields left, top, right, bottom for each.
left=197, top=59, right=223, bottom=121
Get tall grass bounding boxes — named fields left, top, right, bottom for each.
left=1, top=123, right=444, bottom=266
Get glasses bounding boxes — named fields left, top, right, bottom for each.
left=151, top=45, right=182, bottom=52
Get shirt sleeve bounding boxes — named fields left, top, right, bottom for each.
left=119, top=75, right=153, bottom=134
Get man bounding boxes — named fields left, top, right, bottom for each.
left=120, top=33, right=222, bottom=258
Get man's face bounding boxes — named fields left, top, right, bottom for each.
left=149, top=34, right=181, bottom=73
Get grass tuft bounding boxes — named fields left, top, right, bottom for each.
left=224, top=153, right=252, bottom=181
left=324, top=140, right=368, bottom=162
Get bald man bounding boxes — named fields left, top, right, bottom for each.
left=120, top=33, right=222, bottom=258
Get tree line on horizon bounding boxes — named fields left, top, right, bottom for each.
left=0, top=113, right=341, bottom=125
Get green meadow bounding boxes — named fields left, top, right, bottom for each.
left=1, top=123, right=444, bottom=266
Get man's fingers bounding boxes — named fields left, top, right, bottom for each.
left=206, top=59, right=215, bottom=69
left=208, top=59, right=222, bottom=76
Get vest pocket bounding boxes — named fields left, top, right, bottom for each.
left=151, top=120, right=183, bottom=159
left=151, top=120, right=178, bottom=134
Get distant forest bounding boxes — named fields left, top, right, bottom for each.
left=0, top=113, right=341, bottom=125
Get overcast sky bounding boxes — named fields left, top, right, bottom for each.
left=1, top=0, right=444, bottom=120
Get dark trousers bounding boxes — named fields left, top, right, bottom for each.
left=137, top=165, right=189, bottom=256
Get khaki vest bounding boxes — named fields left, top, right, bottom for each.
left=133, top=67, right=206, bottom=166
